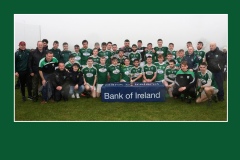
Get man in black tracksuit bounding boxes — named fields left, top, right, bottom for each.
left=173, top=61, right=196, bottom=103
left=28, top=41, right=47, bottom=102
left=182, top=46, right=199, bottom=75
left=137, top=40, right=146, bottom=64
left=51, top=62, right=70, bottom=102
left=15, top=41, right=32, bottom=101
left=206, top=43, right=226, bottom=101
left=119, top=39, right=132, bottom=57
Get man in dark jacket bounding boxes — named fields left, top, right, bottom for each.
left=42, top=39, right=49, bottom=52
left=15, top=41, right=32, bottom=101
left=51, top=62, right=70, bottom=102
left=173, top=61, right=196, bottom=103
left=206, top=42, right=226, bottom=101
left=182, top=46, right=199, bottom=74
left=69, top=63, right=84, bottom=98
left=28, top=41, right=47, bottom=102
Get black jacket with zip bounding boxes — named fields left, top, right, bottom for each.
left=206, top=47, right=226, bottom=72
left=28, top=48, right=47, bottom=74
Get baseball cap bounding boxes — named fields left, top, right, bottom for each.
left=19, top=41, right=26, bottom=46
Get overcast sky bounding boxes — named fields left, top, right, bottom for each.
left=14, top=14, right=228, bottom=51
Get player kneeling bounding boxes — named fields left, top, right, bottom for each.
left=196, top=62, right=218, bottom=106
left=82, top=58, right=97, bottom=98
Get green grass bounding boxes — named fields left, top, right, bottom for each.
left=15, top=82, right=227, bottom=121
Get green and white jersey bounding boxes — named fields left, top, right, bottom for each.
left=164, top=59, right=178, bottom=66
left=80, top=48, right=93, bottom=65
left=195, top=49, right=206, bottom=64
left=130, top=66, right=143, bottom=82
left=128, top=51, right=141, bottom=65
left=114, top=54, right=126, bottom=65
left=164, top=66, right=178, bottom=83
left=60, top=50, right=72, bottom=63
left=120, top=65, right=133, bottom=82
left=107, top=64, right=121, bottom=82
left=89, top=55, right=100, bottom=67
left=176, top=57, right=183, bottom=67
left=98, top=50, right=112, bottom=65
left=197, top=70, right=218, bottom=88
left=96, top=63, right=108, bottom=84
left=82, top=66, right=97, bottom=86
left=111, top=51, right=118, bottom=57
left=154, top=46, right=168, bottom=59
left=144, top=50, right=156, bottom=63
left=72, top=52, right=81, bottom=64
left=154, top=62, right=167, bottom=81
left=143, top=64, right=157, bottom=80
left=168, top=50, right=177, bottom=59
left=65, top=61, right=81, bottom=70
left=39, top=57, right=58, bottom=74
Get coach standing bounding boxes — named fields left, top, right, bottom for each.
left=15, top=41, right=32, bottom=101
left=28, top=41, right=47, bottom=102
left=206, top=42, right=226, bottom=101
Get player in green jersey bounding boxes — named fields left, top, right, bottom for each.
left=96, top=57, right=108, bottom=97
left=120, top=58, right=133, bottom=82
left=144, top=43, right=156, bottom=63
left=164, top=60, right=179, bottom=97
left=111, top=44, right=118, bottom=57
left=143, top=56, right=157, bottom=82
left=130, top=59, right=143, bottom=82
left=196, top=62, right=218, bottom=106
left=195, top=41, right=206, bottom=64
left=60, top=42, right=72, bottom=63
left=80, top=40, right=93, bottom=66
left=49, top=41, right=61, bottom=61
left=107, top=57, right=121, bottom=82
left=115, top=49, right=126, bottom=65
left=164, top=53, right=177, bottom=66
left=98, top=42, right=112, bottom=66
left=65, top=54, right=81, bottom=71
left=168, top=43, right=177, bottom=59
left=107, top=42, right=112, bottom=52
left=154, top=54, right=167, bottom=82
left=154, top=39, right=168, bottom=60
left=128, top=44, right=141, bottom=65
left=82, top=58, right=97, bottom=98
left=72, top=44, right=81, bottom=65
left=176, top=49, right=185, bottom=68
left=89, top=48, right=100, bottom=67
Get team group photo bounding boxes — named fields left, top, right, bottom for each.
left=14, top=14, right=228, bottom=121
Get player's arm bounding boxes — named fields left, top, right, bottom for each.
left=151, top=71, right=157, bottom=82
left=186, top=73, right=195, bottom=89
left=93, top=75, right=97, bottom=87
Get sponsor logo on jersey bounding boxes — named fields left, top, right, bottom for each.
left=75, top=56, right=81, bottom=61
left=146, top=71, right=153, bottom=75
left=157, top=69, right=164, bottom=74
left=83, top=52, right=90, bottom=56
left=113, top=69, right=120, bottom=74
left=86, top=73, right=93, bottom=77
left=124, top=71, right=130, bottom=75
left=99, top=68, right=107, bottom=72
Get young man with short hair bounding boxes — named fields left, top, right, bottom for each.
left=106, top=42, right=112, bottom=51
left=130, top=59, right=143, bottom=82
left=164, top=60, right=179, bottom=97
left=111, top=44, right=118, bottom=57
left=69, top=63, right=84, bottom=99
left=196, top=62, right=218, bottom=106
left=65, top=54, right=81, bottom=71
left=51, top=62, right=70, bottom=102
left=115, top=49, right=126, bottom=65
left=39, top=51, right=58, bottom=103
left=195, top=41, right=206, bottom=64
left=154, top=55, right=167, bottom=83
left=82, top=58, right=97, bottom=98
left=128, top=44, right=141, bottom=65
left=143, top=56, right=157, bottom=82
left=98, top=42, right=112, bottom=66
left=15, top=41, right=32, bottom=101
left=60, top=42, right=72, bottom=63
left=72, top=44, right=81, bottom=65
left=94, top=42, right=101, bottom=52
left=137, top=40, right=146, bottom=67
left=154, top=39, right=168, bottom=60
left=80, top=40, right=93, bottom=66
left=120, top=58, right=133, bottom=82
left=96, top=57, right=108, bottom=97
left=42, top=39, right=49, bottom=51
left=107, top=57, right=121, bottom=82
left=172, top=61, right=196, bottom=103
left=50, top=41, right=61, bottom=61
left=144, top=43, right=156, bottom=63
left=176, top=49, right=185, bottom=67
left=164, top=53, right=177, bottom=65
left=89, top=48, right=100, bottom=67
left=168, top=43, right=177, bottom=59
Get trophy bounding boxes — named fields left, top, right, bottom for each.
left=128, top=73, right=134, bottom=86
